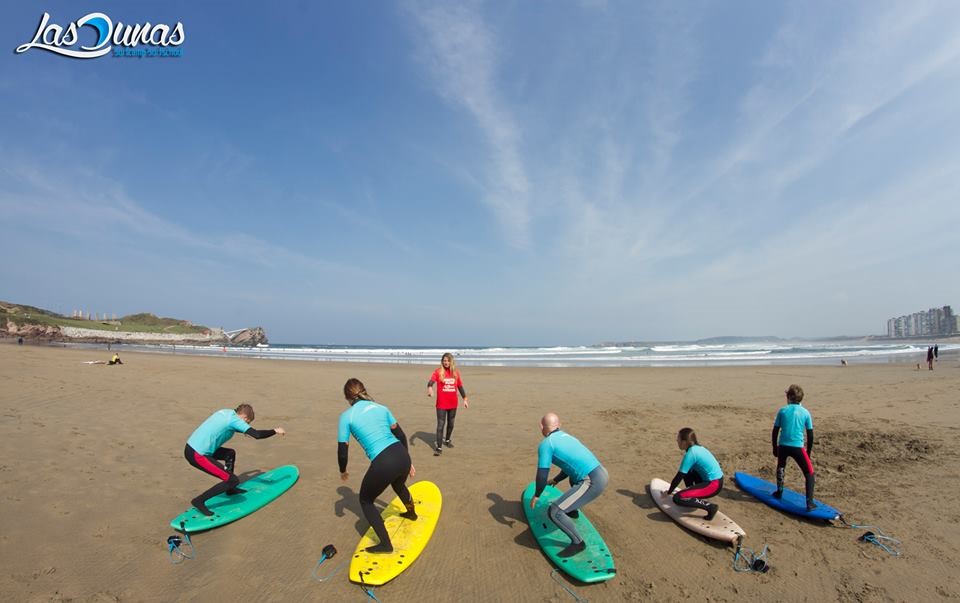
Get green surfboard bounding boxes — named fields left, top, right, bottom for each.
left=170, top=465, right=299, bottom=533
left=521, top=482, right=616, bottom=583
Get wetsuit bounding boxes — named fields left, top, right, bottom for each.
left=772, top=402, right=815, bottom=507
left=338, top=399, right=414, bottom=551
left=534, top=429, right=608, bottom=549
left=428, top=368, right=466, bottom=450
left=184, top=409, right=276, bottom=515
left=667, top=444, right=724, bottom=513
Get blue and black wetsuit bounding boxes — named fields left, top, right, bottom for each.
left=184, top=409, right=277, bottom=515
left=773, top=403, right=815, bottom=508
left=338, top=399, right=416, bottom=552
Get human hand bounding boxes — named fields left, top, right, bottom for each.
left=409, top=464, right=416, bottom=478
left=463, top=398, right=469, bottom=409
left=275, top=427, right=286, bottom=436
left=772, top=446, right=778, bottom=457
left=529, top=496, right=538, bottom=510
left=340, top=472, right=349, bottom=481
left=426, top=387, right=433, bottom=398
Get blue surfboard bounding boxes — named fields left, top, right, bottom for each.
left=734, top=472, right=840, bottom=521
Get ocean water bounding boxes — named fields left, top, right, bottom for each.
left=102, top=340, right=957, bottom=368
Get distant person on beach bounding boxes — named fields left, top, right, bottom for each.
left=427, top=352, right=469, bottom=456
left=184, top=403, right=285, bottom=516
left=338, top=378, right=417, bottom=553
left=108, top=353, right=123, bottom=365
left=17, top=336, right=23, bottom=345
left=772, top=384, right=816, bottom=511
left=529, top=412, right=608, bottom=558
left=927, top=346, right=934, bottom=370
left=663, top=428, right=724, bottom=520
left=934, top=344, right=939, bottom=360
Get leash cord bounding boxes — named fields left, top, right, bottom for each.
left=550, top=569, right=587, bottom=603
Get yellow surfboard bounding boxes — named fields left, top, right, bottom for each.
left=350, top=480, right=442, bottom=586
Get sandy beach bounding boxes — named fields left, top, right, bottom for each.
left=2, top=343, right=958, bottom=602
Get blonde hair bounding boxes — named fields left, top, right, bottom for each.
left=344, top=378, right=373, bottom=403
left=439, top=352, right=458, bottom=380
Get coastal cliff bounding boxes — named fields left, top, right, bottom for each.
left=1, top=301, right=268, bottom=347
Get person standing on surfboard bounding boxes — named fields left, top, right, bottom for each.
left=184, top=403, right=286, bottom=516
left=338, top=378, right=418, bottom=554
left=529, top=412, right=609, bottom=558
left=427, top=352, right=469, bottom=457
left=663, top=428, right=723, bottom=520
left=772, top=384, right=816, bottom=511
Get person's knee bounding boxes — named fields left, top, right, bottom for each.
left=672, top=493, right=684, bottom=506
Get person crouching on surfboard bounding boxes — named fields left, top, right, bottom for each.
left=338, top=378, right=417, bottom=554
left=529, top=412, right=609, bottom=558
left=663, top=427, right=724, bottom=520
left=184, top=403, right=286, bottom=516
left=772, top=384, right=816, bottom=511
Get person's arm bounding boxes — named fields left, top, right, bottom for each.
left=805, top=429, right=814, bottom=455
left=458, top=385, right=469, bottom=408
left=534, top=467, right=551, bottom=498
left=549, top=470, right=568, bottom=486
left=771, top=426, right=780, bottom=456
left=426, top=379, right=436, bottom=397
left=338, top=442, right=349, bottom=473
left=244, top=427, right=278, bottom=439
left=667, top=471, right=686, bottom=495
left=390, top=423, right=408, bottom=450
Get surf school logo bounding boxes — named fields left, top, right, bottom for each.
left=14, top=12, right=184, bottom=59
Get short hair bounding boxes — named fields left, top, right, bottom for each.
left=235, top=403, right=255, bottom=421
left=786, top=384, right=804, bottom=403
left=677, top=427, right=698, bottom=446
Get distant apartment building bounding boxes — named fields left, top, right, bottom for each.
left=887, top=305, right=956, bottom=337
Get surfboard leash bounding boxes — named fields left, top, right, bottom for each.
left=550, top=569, right=587, bottom=603
left=836, top=516, right=902, bottom=557
left=732, top=537, right=770, bottom=574
left=167, top=522, right=196, bottom=564
left=358, top=571, right=382, bottom=602
left=311, top=544, right=349, bottom=582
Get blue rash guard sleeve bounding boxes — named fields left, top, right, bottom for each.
left=338, top=442, right=348, bottom=473
left=244, top=427, right=277, bottom=439
left=534, top=467, right=550, bottom=497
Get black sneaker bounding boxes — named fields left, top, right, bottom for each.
left=806, top=501, right=816, bottom=512
left=704, top=503, right=719, bottom=521
left=444, top=439, right=454, bottom=448
left=772, top=490, right=783, bottom=500
left=433, top=446, right=442, bottom=456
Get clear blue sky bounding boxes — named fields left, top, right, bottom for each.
left=2, top=1, right=959, bottom=345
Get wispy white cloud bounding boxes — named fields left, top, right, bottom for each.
left=406, top=1, right=531, bottom=247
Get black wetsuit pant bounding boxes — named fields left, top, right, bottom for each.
left=360, top=442, right=413, bottom=548
left=436, top=408, right=457, bottom=448
left=776, top=445, right=815, bottom=505
left=184, top=444, right=240, bottom=506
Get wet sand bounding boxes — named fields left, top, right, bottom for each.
left=2, top=343, right=958, bottom=602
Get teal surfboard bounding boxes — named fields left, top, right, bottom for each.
left=171, top=465, right=300, bottom=533
left=521, top=482, right=616, bottom=583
